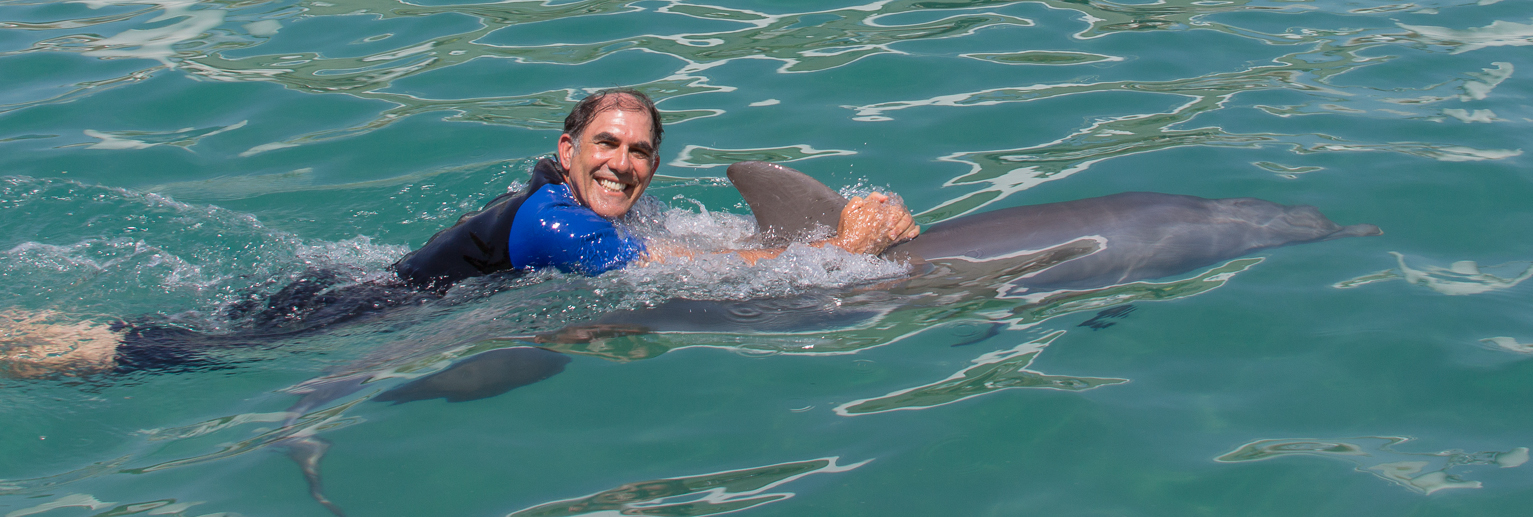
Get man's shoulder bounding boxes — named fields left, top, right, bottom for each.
left=524, top=183, right=594, bottom=216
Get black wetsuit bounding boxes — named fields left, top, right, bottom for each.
left=393, top=158, right=561, bottom=291
left=115, top=158, right=633, bottom=372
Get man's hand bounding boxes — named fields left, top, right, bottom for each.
left=823, top=192, right=920, bottom=256
left=642, top=192, right=920, bottom=266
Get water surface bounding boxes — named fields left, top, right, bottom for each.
left=2, top=0, right=1532, bottom=515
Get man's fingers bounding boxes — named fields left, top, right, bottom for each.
left=887, top=212, right=907, bottom=239
left=899, top=224, right=920, bottom=242
left=833, top=193, right=918, bottom=255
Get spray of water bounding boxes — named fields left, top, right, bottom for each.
left=599, top=196, right=911, bottom=307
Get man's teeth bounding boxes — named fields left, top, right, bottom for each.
left=596, top=178, right=625, bottom=192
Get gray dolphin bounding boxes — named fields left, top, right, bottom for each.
left=730, top=160, right=1382, bottom=291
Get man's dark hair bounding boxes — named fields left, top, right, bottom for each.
left=563, top=88, right=664, bottom=150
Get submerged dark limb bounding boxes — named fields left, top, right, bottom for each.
left=374, top=346, right=571, bottom=404
left=108, top=268, right=440, bottom=374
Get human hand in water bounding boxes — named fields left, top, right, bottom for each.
left=647, top=192, right=919, bottom=266
left=826, top=192, right=920, bottom=255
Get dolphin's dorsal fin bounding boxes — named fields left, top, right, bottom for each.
left=727, top=161, right=847, bottom=247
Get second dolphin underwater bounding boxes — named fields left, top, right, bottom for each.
left=367, top=160, right=1381, bottom=402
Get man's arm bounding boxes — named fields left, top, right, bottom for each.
left=646, top=192, right=919, bottom=266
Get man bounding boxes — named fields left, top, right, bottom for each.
left=2, top=88, right=918, bottom=377
left=394, top=88, right=917, bottom=290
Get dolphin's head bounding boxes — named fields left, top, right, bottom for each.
left=1214, top=197, right=1381, bottom=245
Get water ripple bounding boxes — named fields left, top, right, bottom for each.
left=851, top=35, right=1523, bottom=217
left=668, top=144, right=855, bottom=168
left=504, top=456, right=869, bottom=517
left=834, top=330, right=1126, bottom=416
left=3, top=0, right=1523, bottom=180
left=1217, top=437, right=1528, bottom=494
left=1333, top=251, right=1533, bottom=295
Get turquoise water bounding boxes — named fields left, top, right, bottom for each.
left=3, top=0, right=1533, bottom=515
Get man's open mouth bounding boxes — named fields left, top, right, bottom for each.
left=596, top=178, right=627, bottom=192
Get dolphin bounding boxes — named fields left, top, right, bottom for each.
left=729, top=160, right=1382, bottom=291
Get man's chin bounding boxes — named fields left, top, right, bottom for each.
left=589, top=200, right=633, bottom=219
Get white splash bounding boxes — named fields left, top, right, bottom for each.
left=606, top=205, right=908, bottom=303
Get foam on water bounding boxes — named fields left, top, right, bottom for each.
left=601, top=197, right=911, bottom=306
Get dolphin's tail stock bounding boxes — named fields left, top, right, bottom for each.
left=284, top=435, right=347, bottom=517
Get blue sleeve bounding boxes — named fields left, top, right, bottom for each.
left=507, top=186, right=646, bottom=275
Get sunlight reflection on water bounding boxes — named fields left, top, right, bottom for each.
left=1, top=0, right=1530, bottom=515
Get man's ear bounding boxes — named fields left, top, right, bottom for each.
left=557, top=133, right=574, bottom=167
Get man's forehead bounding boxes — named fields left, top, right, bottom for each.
left=585, top=107, right=655, bottom=141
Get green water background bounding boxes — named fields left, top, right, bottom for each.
left=2, top=0, right=1532, bottom=515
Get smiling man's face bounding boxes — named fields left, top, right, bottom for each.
left=557, top=102, right=658, bottom=219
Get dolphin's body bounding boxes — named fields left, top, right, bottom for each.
left=730, top=161, right=1381, bottom=292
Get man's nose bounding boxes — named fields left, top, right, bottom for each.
left=609, top=146, right=633, bottom=173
